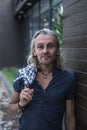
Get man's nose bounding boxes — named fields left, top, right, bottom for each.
left=43, top=47, right=48, bottom=53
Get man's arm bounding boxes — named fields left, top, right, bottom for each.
left=8, top=91, right=21, bottom=114
left=65, top=100, right=76, bottom=130
left=8, top=87, right=34, bottom=114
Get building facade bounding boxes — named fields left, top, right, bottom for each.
left=0, top=0, right=23, bottom=68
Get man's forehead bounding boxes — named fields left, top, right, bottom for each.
left=35, top=34, right=57, bottom=42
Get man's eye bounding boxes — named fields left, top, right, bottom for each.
left=37, top=46, right=43, bottom=49
left=48, top=45, right=54, bottom=48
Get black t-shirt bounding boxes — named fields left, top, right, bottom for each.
left=13, top=69, right=76, bottom=130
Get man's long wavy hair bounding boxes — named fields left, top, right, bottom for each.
left=27, top=28, right=64, bottom=70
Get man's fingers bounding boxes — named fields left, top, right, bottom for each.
left=21, top=88, right=34, bottom=101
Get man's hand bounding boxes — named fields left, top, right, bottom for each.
left=19, top=86, right=34, bottom=107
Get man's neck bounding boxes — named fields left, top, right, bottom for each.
left=38, top=64, right=54, bottom=73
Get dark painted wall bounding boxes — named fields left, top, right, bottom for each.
left=0, top=0, right=23, bottom=68
left=63, top=0, right=87, bottom=130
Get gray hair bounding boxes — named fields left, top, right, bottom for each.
left=27, top=28, right=64, bottom=70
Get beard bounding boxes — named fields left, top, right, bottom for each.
left=37, top=55, right=56, bottom=66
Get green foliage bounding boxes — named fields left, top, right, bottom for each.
left=53, top=4, right=63, bottom=47
left=0, top=67, right=18, bottom=85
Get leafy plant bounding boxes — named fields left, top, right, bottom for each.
left=0, top=67, right=18, bottom=85
left=53, top=3, right=63, bottom=47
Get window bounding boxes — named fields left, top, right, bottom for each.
left=22, top=0, right=63, bottom=64
left=51, top=5, right=59, bottom=27
left=40, top=0, right=50, bottom=14
left=52, top=0, right=62, bottom=7
left=40, top=11, right=50, bottom=29
left=51, top=3, right=63, bottom=28
left=33, top=3, right=39, bottom=18
left=32, top=17, right=40, bottom=34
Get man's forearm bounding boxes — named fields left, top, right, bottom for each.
left=65, top=116, right=76, bottom=130
left=8, top=102, right=22, bottom=114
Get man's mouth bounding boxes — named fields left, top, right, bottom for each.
left=42, top=56, right=50, bottom=58
left=42, top=56, right=50, bottom=60
left=42, top=55, right=50, bottom=57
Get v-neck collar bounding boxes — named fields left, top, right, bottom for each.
left=34, top=68, right=60, bottom=91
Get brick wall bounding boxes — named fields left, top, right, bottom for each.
left=63, top=0, right=87, bottom=130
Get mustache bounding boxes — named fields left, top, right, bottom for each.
left=41, top=54, right=50, bottom=57
left=41, top=53, right=50, bottom=56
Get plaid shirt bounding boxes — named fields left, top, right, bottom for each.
left=14, top=64, right=37, bottom=87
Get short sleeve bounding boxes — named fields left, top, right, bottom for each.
left=65, top=74, right=76, bottom=100
left=13, top=72, right=24, bottom=93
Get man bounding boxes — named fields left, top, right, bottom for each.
left=9, top=28, right=76, bottom=130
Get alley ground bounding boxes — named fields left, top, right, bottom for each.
left=0, top=72, right=18, bottom=130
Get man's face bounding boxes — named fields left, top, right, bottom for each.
left=33, top=34, right=59, bottom=66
